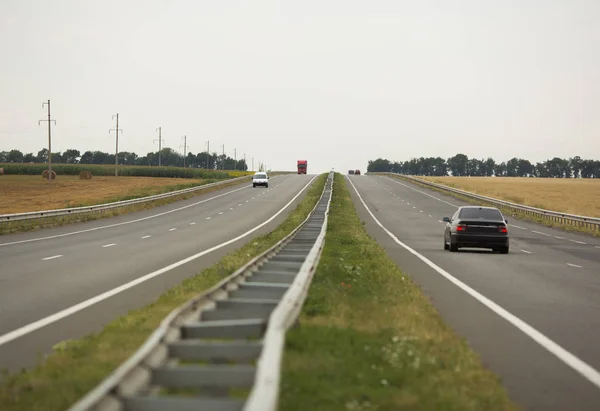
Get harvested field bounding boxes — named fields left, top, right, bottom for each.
left=419, top=176, right=600, bottom=218
left=0, top=175, right=212, bottom=214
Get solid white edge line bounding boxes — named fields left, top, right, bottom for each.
left=567, top=263, right=582, bottom=268
left=42, top=255, right=63, bottom=261
left=0, top=180, right=259, bottom=248
left=532, top=230, right=552, bottom=237
left=346, top=175, right=600, bottom=389
left=0, top=175, right=317, bottom=348
left=569, top=240, right=586, bottom=245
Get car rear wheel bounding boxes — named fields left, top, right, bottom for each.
left=266, top=184, right=268, bottom=188
left=499, top=246, right=509, bottom=254
left=449, top=238, right=458, bottom=252
left=443, top=237, right=449, bottom=250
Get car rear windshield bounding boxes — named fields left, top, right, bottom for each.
left=254, top=174, right=266, bottom=179
left=459, top=208, right=503, bottom=220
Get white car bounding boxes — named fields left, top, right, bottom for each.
left=252, top=172, right=269, bottom=188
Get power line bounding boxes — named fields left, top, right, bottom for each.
left=109, top=113, right=123, bottom=176
left=154, top=127, right=164, bottom=166
left=38, top=99, right=56, bottom=180
left=180, top=135, right=189, bottom=168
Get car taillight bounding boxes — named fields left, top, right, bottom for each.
left=456, top=224, right=466, bottom=232
left=498, top=226, right=508, bottom=233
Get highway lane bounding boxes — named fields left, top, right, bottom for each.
left=347, top=174, right=600, bottom=411
left=0, top=173, right=316, bottom=374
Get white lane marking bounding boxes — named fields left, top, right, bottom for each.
left=512, top=225, right=527, bottom=230
left=0, top=175, right=317, bottom=348
left=102, top=243, right=116, bottom=248
left=428, top=214, right=432, bottom=218
left=555, top=236, right=565, bottom=239
left=246, top=200, right=249, bottom=203
left=252, top=197, right=256, bottom=200
left=413, top=206, right=416, bottom=209
left=169, top=228, right=177, bottom=232
left=218, top=212, right=224, bottom=215
left=521, top=250, right=532, bottom=254
left=569, top=240, right=586, bottom=245
left=229, top=208, right=234, bottom=211
left=190, top=222, right=196, bottom=225
left=0, top=182, right=256, bottom=248
left=346, top=176, right=600, bottom=389
left=532, top=230, right=552, bottom=237
left=141, top=235, right=151, bottom=239
left=42, top=255, right=63, bottom=261
left=384, top=176, right=458, bottom=207
left=595, top=246, right=600, bottom=249
left=238, top=204, right=242, bottom=206
left=206, top=217, right=211, bottom=220
left=407, top=202, right=410, bottom=205
left=438, top=220, right=443, bottom=223
left=567, top=263, right=582, bottom=268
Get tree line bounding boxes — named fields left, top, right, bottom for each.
left=367, top=154, right=600, bottom=178
left=0, top=147, right=249, bottom=171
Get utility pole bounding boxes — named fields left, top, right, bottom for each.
left=252, top=157, right=254, bottom=172
left=154, top=127, right=164, bottom=166
left=244, top=153, right=246, bottom=171
left=38, top=99, right=56, bottom=180
left=109, top=113, right=123, bottom=176
left=180, top=135, right=189, bottom=168
left=206, top=141, right=210, bottom=169
left=221, top=144, right=225, bottom=170
left=234, top=148, right=237, bottom=170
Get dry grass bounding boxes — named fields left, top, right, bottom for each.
left=0, top=175, right=211, bottom=214
left=419, top=176, right=600, bottom=218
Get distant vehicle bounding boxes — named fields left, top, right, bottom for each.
left=348, top=170, right=355, bottom=175
left=443, top=206, right=509, bottom=253
left=297, top=160, right=307, bottom=174
left=354, top=170, right=361, bottom=175
left=252, top=172, right=269, bottom=188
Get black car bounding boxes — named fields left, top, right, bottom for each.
left=443, top=206, right=509, bottom=253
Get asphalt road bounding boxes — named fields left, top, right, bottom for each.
left=0, top=173, right=316, bottom=374
left=347, top=174, right=600, bottom=411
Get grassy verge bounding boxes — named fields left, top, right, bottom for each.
left=0, top=173, right=328, bottom=411
left=386, top=174, right=600, bottom=237
left=279, top=173, right=519, bottom=411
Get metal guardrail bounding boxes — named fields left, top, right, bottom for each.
left=0, top=175, right=254, bottom=223
left=67, top=171, right=334, bottom=411
left=378, top=172, right=600, bottom=232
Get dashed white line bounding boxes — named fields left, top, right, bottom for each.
left=141, top=235, right=151, bottom=239
left=512, top=225, right=527, bottom=230
left=42, top=255, right=63, bottom=261
left=438, top=220, right=443, bottom=223
left=420, top=210, right=423, bottom=213
left=532, top=230, right=552, bottom=237
left=206, top=217, right=211, bottom=220
left=252, top=197, right=255, bottom=200
left=229, top=208, right=234, bottom=211
left=555, top=236, right=565, bottom=239
left=218, top=212, right=224, bottom=215
left=521, top=250, right=532, bottom=254
left=569, top=240, right=586, bottom=245
left=413, top=206, right=416, bottom=209
left=428, top=215, right=432, bottom=218
left=189, top=222, right=196, bottom=225
left=169, top=228, right=177, bottom=232
left=238, top=203, right=242, bottom=206
left=567, top=263, right=582, bottom=268
left=595, top=246, right=600, bottom=249
left=246, top=200, right=249, bottom=203
left=102, top=243, right=116, bottom=248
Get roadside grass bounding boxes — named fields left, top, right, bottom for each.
left=0, top=177, right=250, bottom=236
left=279, top=173, right=519, bottom=411
left=0, top=173, right=327, bottom=411
left=386, top=174, right=600, bottom=237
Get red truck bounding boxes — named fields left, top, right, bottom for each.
left=297, top=160, right=307, bottom=174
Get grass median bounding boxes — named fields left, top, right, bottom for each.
left=0, top=173, right=327, bottom=411
left=279, top=173, right=519, bottom=411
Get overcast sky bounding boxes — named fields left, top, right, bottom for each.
left=1, top=0, right=598, bottom=173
